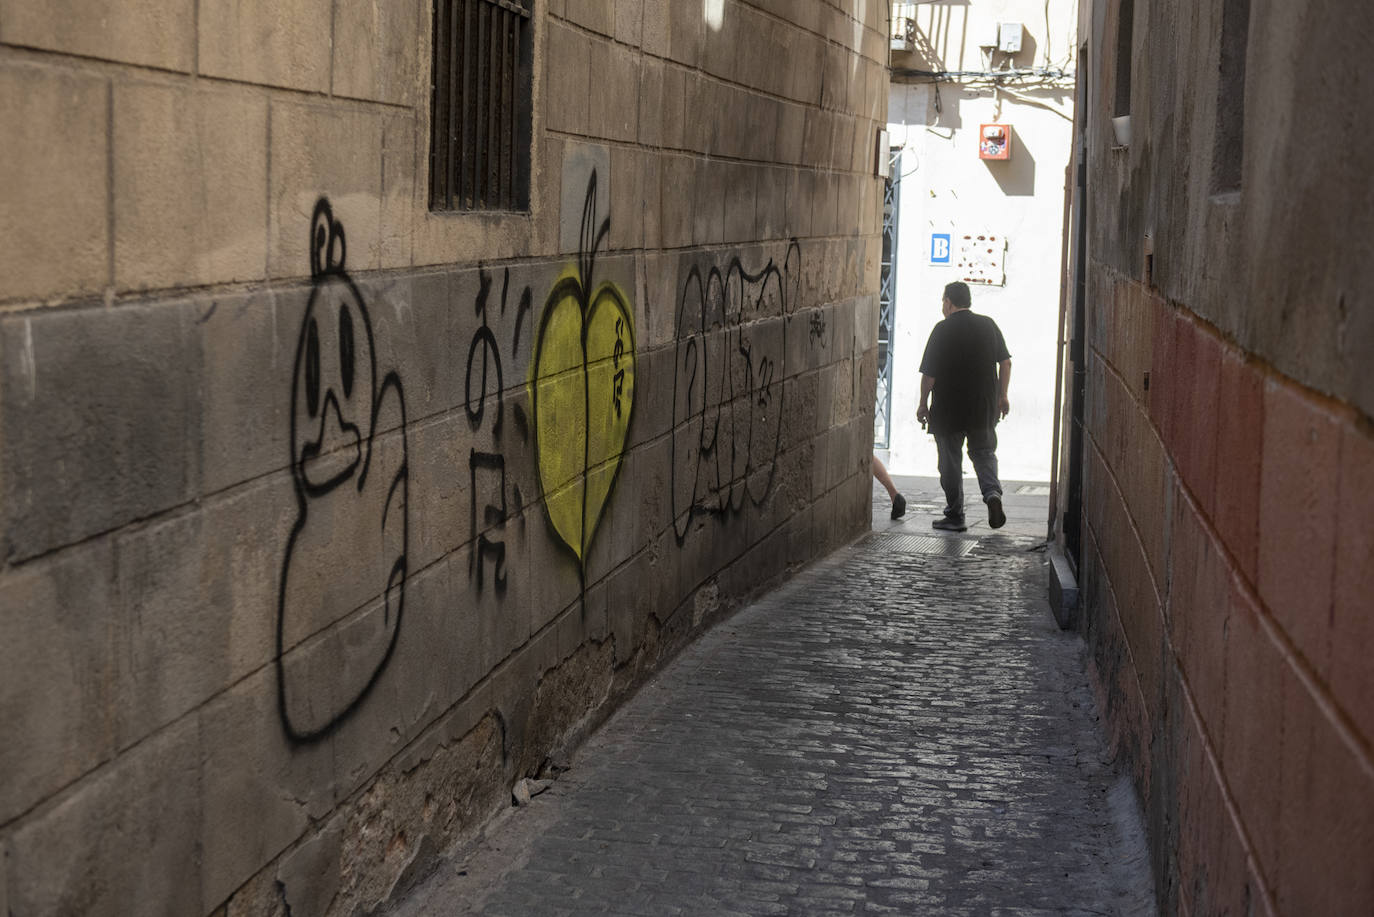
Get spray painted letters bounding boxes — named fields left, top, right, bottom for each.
left=671, top=244, right=801, bottom=543
left=466, top=267, right=532, bottom=594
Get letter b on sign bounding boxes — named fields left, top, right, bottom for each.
left=930, top=233, right=951, bottom=264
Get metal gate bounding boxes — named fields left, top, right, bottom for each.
left=874, top=148, right=901, bottom=447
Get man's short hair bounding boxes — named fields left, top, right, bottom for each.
left=943, top=281, right=972, bottom=309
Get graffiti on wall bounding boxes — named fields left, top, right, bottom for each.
left=271, top=170, right=824, bottom=739
left=466, top=267, right=533, bottom=594
left=809, top=309, right=828, bottom=348
left=531, top=171, right=636, bottom=579
left=671, top=243, right=801, bottom=543
left=277, top=198, right=410, bottom=743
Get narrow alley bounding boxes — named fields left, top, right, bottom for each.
left=3, top=1, right=1371, bottom=912
left=390, top=477, right=1156, bottom=916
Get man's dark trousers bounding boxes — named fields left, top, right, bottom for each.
left=934, top=428, right=1001, bottom=522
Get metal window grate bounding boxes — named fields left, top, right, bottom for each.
left=869, top=534, right=980, bottom=557
left=430, top=0, right=533, bottom=212
left=874, top=147, right=901, bottom=448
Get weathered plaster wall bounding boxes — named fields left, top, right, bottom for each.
left=1072, top=0, right=1374, bottom=913
left=0, top=1, right=889, bottom=914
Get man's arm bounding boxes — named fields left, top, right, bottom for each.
left=997, top=359, right=1012, bottom=418
left=917, top=374, right=935, bottom=428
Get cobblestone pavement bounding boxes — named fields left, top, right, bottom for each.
left=391, top=476, right=1156, bottom=916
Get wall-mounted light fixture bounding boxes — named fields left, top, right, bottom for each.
left=704, top=0, right=724, bottom=31
left=1111, top=115, right=1132, bottom=147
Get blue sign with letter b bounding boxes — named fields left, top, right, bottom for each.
left=930, top=233, right=951, bottom=264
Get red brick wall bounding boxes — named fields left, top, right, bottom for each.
left=1080, top=266, right=1374, bottom=915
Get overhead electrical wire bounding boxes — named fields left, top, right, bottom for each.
left=891, top=67, right=1075, bottom=85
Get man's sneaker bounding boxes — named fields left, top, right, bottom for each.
left=932, top=516, right=967, bottom=532
left=987, top=495, right=1006, bottom=529
left=891, top=493, right=906, bottom=520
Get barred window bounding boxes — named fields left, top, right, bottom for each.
left=430, top=0, right=533, bottom=212
left=1113, top=0, right=1134, bottom=117
left=1211, top=0, right=1249, bottom=194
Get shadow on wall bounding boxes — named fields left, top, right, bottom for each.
left=921, top=81, right=963, bottom=133
left=986, top=125, right=1036, bottom=197
left=1006, top=32, right=1039, bottom=69
left=907, top=0, right=972, bottom=74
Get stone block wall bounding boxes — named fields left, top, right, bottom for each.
left=1068, top=0, right=1374, bottom=913
left=0, top=1, right=889, bottom=914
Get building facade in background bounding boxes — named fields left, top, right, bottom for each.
left=1055, top=0, right=1374, bottom=912
left=882, top=0, right=1077, bottom=482
left=0, top=2, right=889, bottom=913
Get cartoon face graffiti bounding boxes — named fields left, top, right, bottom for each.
left=277, top=198, right=409, bottom=744
left=292, top=257, right=375, bottom=495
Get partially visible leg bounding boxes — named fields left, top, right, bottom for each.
left=934, top=432, right=966, bottom=520
left=967, top=427, right=1005, bottom=528
left=872, top=456, right=906, bottom=519
left=872, top=455, right=898, bottom=499
left=966, top=427, right=1002, bottom=498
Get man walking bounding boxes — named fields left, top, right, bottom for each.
left=915, top=281, right=1012, bottom=532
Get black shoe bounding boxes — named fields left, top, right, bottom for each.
left=891, top=494, right=906, bottom=520
left=986, top=495, right=1006, bottom=529
left=932, top=516, right=967, bottom=532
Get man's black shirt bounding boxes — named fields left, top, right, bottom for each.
left=918, top=309, right=1011, bottom=434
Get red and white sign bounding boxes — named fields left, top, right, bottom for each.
left=979, top=123, right=1011, bottom=160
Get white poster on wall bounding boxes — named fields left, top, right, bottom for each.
left=956, top=234, right=1007, bottom=286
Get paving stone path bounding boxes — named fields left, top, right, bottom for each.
left=392, top=478, right=1156, bottom=916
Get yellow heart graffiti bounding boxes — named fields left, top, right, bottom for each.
left=532, top=270, right=636, bottom=566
